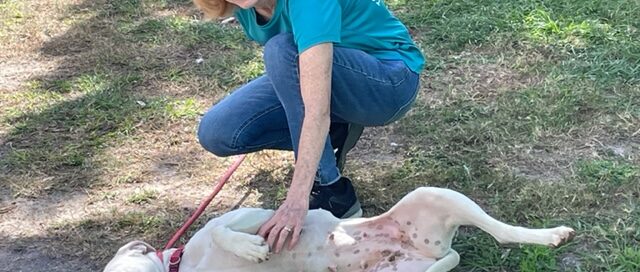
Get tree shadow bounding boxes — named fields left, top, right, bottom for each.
left=0, top=0, right=259, bottom=198
left=0, top=0, right=262, bottom=268
left=240, top=168, right=294, bottom=210
left=0, top=194, right=220, bottom=271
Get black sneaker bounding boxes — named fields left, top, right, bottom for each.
left=309, top=177, right=362, bottom=219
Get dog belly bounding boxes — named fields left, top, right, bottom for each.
left=204, top=242, right=334, bottom=271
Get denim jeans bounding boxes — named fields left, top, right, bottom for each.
left=198, top=33, right=420, bottom=185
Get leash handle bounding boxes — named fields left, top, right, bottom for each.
left=163, top=154, right=247, bottom=250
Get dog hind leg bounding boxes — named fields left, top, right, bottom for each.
left=418, top=187, right=575, bottom=247
left=424, top=249, right=459, bottom=272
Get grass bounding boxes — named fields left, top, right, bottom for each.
left=0, top=0, right=639, bottom=271
left=0, top=0, right=26, bottom=38
left=126, top=188, right=159, bottom=204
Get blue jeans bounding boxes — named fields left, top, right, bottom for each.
left=198, top=33, right=419, bottom=185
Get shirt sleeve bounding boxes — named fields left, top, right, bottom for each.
left=288, top=0, right=342, bottom=53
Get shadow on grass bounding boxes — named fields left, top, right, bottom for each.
left=2, top=74, right=147, bottom=195
left=239, top=168, right=294, bottom=210
left=0, top=0, right=259, bottom=198
left=0, top=196, right=210, bottom=271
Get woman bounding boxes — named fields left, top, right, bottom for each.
left=194, top=0, right=424, bottom=254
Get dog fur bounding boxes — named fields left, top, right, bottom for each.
left=104, top=187, right=575, bottom=272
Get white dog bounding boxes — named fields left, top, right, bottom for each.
left=104, top=187, right=575, bottom=272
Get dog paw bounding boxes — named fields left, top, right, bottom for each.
left=229, top=233, right=270, bottom=263
left=548, top=226, right=576, bottom=247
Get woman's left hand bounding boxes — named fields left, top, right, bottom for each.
left=257, top=196, right=308, bottom=253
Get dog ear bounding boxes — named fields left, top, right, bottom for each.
left=125, top=240, right=156, bottom=255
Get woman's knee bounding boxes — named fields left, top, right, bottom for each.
left=263, top=33, right=297, bottom=72
left=197, top=110, right=237, bottom=157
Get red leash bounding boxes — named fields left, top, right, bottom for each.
left=158, top=154, right=247, bottom=266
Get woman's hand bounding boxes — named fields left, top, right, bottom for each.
left=257, top=194, right=308, bottom=253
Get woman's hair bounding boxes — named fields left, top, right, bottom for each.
left=192, top=0, right=236, bottom=19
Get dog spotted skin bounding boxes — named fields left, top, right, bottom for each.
left=104, top=187, right=575, bottom=272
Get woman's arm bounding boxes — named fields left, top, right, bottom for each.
left=258, top=42, right=334, bottom=253
left=288, top=42, right=333, bottom=203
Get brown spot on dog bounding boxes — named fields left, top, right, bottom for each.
left=406, top=221, right=412, bottom=225
left=329, top=233, right=335, bottom=240
left=424, top=238, right=430, bottom=244
left=354, top=249, right=360, bottom=254
left=363, top=232, right=369, bottom=238
left=412, top=233, right=418, bottom=239
left=435, top=240, right=441, bottom=246
left=335, top=252, right=340, bottom=257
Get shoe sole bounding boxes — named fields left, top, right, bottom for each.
left=341, top=200, right=363, bottom=219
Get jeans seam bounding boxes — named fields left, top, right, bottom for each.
left=332, top=59, right=409, bottom=87
left=231, top=103, right=284, bottom=149
left=332, top=60, right=392, bottom=85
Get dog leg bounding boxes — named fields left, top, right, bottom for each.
left=424, top=249, right=459, bottom=272
left=414, top=187, right=575, bottom=247
left=189, top=208, right=274, bottom=263
left=213, top=208, right=275, bottom=262
left=367, top=255, right=438, bottom=272
left=388, top=188, right=574, bottom=272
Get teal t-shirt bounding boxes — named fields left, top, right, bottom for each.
left=234, top=0, right=425, bottom=73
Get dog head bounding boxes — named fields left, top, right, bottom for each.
left=104, top=240, right=165, bottom=272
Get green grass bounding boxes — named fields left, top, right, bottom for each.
left=0, top=71, right=209, bottom=196
left=126, top=188, right=159, bottom=204
left=0, top=0, right=25, bottom=38
left=577, top=159, right=639, bottom=186
left=612, top=247, right=640, bottom=271
left=519, top=246, right=559, bottom=271
left=1, top=0, right=638, bottom=270
left=388, top=1, right=640, bottom=270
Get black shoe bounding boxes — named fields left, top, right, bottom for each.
left=309, top=177, right=362, bottom=219
left=329, top=123, right=364, bottom=173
